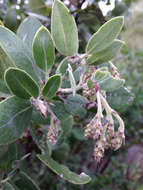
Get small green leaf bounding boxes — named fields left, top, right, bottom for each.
left=72, top=127, right=85, bottom=141
left=51, top=0, right=78, bottom=56
left=14, top=171, right=40, bottom=190
left=87, top=40, right=124, bottom=64
left=50, top=101, right=71, bottom=120
left=4, top=8, right=19, bottom=32
left=60, top=115, right=73, bottom=137
left=5, top=68, right=39, bottom=99
left=52, top=143, right=70, bottom=161
left=0, top=26, right=38, bottom=81
left=56, top=57, right=69, bottom=75
left=95, top=69, right=125, bottom=91
left=33, top=26, right=55, bottom=72
left=86, top=16, right=124, bottom=54
left=107, top=87, right=134, bottom=112
left=2, top=182, right=15, bottom=190
left=37, top=154, right=91, bottom=184
left=87, top=79, right=94, bottom=89
left=42, top=74, right=61, bottom=99
left=17, top=16, right=42, bottom=50
left=0, top=96, right=32, bottom=145
left=64, top=94, right=87, bottom=118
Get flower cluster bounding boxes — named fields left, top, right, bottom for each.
left=84, top=89, right=125, bottom=163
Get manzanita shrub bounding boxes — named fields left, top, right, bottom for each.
left=0, top=0, right=128, bottom=188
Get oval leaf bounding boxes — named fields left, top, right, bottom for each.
left=0, top=26, right=38, bottom=81
left=50, top=101, right=71, bottom=120
left=86, top=16, right=124, bottom=55
left=37, top=154, right=91, bottom=184
left=60, top=115, right=73, bottom=137
left=17, top=16, right=42, bottom=50
left=95, top=69, right=125, bottom=92
left=87, top=40, right=124, bottom=64
left=0, top=96, right=32, bottom=145
left=42, top=74, right=61, bottom=99
left=64, top=94, right=87, bottom=118
left=107, top=87, right=134, bottom=112
left=51, top=0, right=78, bottom=56
left=4, top=8, right=18, bottom=32
left=33, top=26, right=55, bottom=72
left=5, top=68, right=39, bottom=99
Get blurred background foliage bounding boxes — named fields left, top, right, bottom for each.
left=0, top=0, right=143, bottom=190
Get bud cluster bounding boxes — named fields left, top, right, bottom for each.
left=84, top=90, right=125, bottom=163
left=82, top=66, right=99, bottom=101
left=47, top=118, right=60, bottom=146
left=83, top=83, right=97, bottom=101
left=84, top=115, right=103, bottom=140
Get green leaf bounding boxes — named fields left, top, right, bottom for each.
left=37, top=154, right=91, bottom=184
left=107, top=87, right=134, bottom=112
left=42, top=74, right=61, bottom=99
left=0, top=26, right=38, bottom=81
left=0, top=96, right=32, bottom=145
left=2, top=182, right=15, bottom=190
left=86, top=16, right=124, bottom=55
left=60, top=115, right=73, bottom=137
left=4, top=8, right=19, bottom=32
left=64, top=94, right=87, bottom=118
left=17, top=16, right=42, bottom=50
left=29, top=0, right=50, bottom=16
left=52, top=143, right=70, bottom=161
left=51, top=0, right=78, bottom=56
left=87, top=40, right=124, bottom=64
left=50, top=101, right=71, bottom=120
left=33, top=26, right=55, bottom=72
left=94, top=69, right=125, bottom=92
left=5, top=68, right=39, bottom=99
left=14, top=171, right=40, bottom=190
left=72, top=127, right=85, bottom=141
left=56, top=57, right=69, bottom=76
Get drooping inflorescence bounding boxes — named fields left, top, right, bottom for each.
left=83, top=65, right=125, bottom=162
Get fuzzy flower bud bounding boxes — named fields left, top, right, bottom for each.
left=94, top=141, right=105, bottom=163
left=110, top=133, right=123, bottom=150
left=84, top=115, right=103, bottom=141
left=47, top=119, right=60, bottom=146
left=47, top=128, right=57, bottom=146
